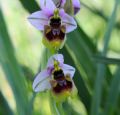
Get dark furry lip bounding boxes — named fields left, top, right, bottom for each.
left=52, top=79, right=72, bottom=94
left=51, top=69, right=73, bottom=94
left=44, top=16, right=66, bottom=41
left=44, top=26, right=66, bottom=42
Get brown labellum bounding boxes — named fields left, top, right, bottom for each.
left=50, top=69, right=73, bottom=94
left=44, top=17, right=66, bottom=42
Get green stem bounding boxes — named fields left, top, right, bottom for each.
left=49, top=91, right=65, bottom=115
left=54, top=102, right=61, bottom=115
left=55, top=102, right=65, bottom=115
left=48, top=92, right=60, bottom=115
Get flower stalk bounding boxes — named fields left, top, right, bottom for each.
left=55, top=102, right=65, bottom=115
left=27, top=0, right=81, bottom=114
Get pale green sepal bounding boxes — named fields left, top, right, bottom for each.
left=64, top=0, right=74, bottom=16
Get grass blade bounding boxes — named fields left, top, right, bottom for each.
left=61, top=47, right=91, bottom=112
left=0, top=91, right=13, bottom=115
left=90, top=0, right=119, bottom=115
left=104, top=66, right=120, bottom=115
left=81, top=2, right=120, bottom=30
left=93, top=56, right=120, bottom=65
left=19, top=0, right=39, bottom=13
left=66, top=26, right=97, bottom=88
left=0, top=8, right=29, bottom=115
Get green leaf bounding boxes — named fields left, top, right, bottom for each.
left=19, top=0, right=39, bottom=13
left=81, top=1, right=120, bottom=30
left=28, top=93, right=36, bottom=115
left=61, top=46, right=91, bottom=112
left=62, top=20, right=113, bottom=114
left=0, top=8, right=29, bottom=115
left=39, top=47, right=52, bottom=70
left=66, top=25, right=97, bottom=88
left=104, top=66, right=120, bottom=115
left=90, top=0, right=119, bottom=115
left=64, top=0, right=74, bottom=15
left=0, top=92, right=13, bottom=115
left=93, top=56, right=120, bottom=65
left=63, top=99, right=87, bottom=115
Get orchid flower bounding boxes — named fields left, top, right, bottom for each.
left=33, top=54, right=77, bottom=101
left=28, top=0, right=77, bottom=52
left=52, top=0, right=80, bottom=15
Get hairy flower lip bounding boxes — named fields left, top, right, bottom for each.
left=51, top=70, right=73, bottom=94
left=44, top=25, right=66, bottom=43
left=32, top=54, right=75, bottom=93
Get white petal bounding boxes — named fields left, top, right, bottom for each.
left=47, top=54, right=64, bottom=67
left=33, top=69, right=51, bottom=92
left=62, top=64, right=75, bottom=78
left=28, top=11, right=48, bottom=30
left=40, top=0, right=56, bottom=16
left=61, top=12, right=77, bottom=33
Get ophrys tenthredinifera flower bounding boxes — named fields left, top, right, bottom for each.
left=28, top=0, right=77, bottom=52
left=33, top=54, right=77, bottom=101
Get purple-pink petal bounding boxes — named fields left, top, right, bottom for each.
left=28, top=11, right=49, bottom=30
left=72, top=0, right=80, bottom=14
left=61, top=0, right=66, bottom=7
left=62, top=64, right=75, bottom=78
left=32, top=69, right=51, bottom=92
left=47, top=54, right=64, bottom=68
left=60, top=11, right=77, bottom=33
left=40, top=0, right=56, bottom=17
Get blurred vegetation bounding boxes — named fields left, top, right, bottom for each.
left=0, top=0, right=120, bottom=115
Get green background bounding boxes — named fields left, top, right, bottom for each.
left=0, top=0, right=120, bottom=115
